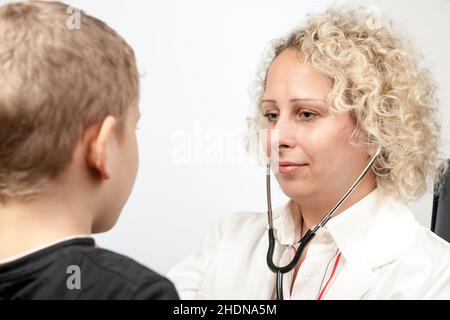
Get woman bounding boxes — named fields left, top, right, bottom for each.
left=168, top=8, right=450, bottom=299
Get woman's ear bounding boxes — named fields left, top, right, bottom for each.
left=86, top=116, right=118, bottom=180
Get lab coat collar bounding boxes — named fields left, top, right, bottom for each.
left=326, top=189, right=420, bottom=299
left=269, top=188, right=418, bottom=267
left=326, top=188, right=419, bottom=269
left=325, top=188, right=380, bottom=265
left=269, top=202, right=300, bottom=247
left=269, top=189, right=379, bottom=252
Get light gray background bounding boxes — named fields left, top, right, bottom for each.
left=3, top=0, right=449, bottom=274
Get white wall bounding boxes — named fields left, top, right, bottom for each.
left=3, top=0, right=449, bottom=274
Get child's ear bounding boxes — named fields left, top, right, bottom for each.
left=86, top=116, right=118, bottom=180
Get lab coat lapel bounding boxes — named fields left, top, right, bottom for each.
left=325, top=196, right=419, bottom=300
left=324, top=257, right=376, bottom=300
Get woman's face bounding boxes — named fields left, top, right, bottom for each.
left=262, top=48, right=373, bottom=202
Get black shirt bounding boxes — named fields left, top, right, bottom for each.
left=0, top=238, right=179, bottom=300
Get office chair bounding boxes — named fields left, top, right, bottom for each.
left=431, top=159, right=450, bottom=243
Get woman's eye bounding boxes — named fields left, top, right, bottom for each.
left=263, top=111, right=317, bottom=122
left=263, top=113, right=279, bottom=121
left=297, top=111, right=316, bottom=121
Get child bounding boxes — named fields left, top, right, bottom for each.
left=0, top=1, right=178, bottom=300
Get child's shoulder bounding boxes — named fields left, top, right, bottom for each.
left=0, top=237, right=178, bottom=300
left=59, top=239, right=178, bottom=299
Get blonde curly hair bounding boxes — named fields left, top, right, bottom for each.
left=246, top=7, right=448, bottom=203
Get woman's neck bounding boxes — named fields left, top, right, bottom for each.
left=291, top=179, right=376, bottom=233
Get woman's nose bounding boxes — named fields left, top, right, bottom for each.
left=274, top=117, right=297, bottom=150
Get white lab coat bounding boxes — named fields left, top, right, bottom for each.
left=168, top=189, right=450, bottom=299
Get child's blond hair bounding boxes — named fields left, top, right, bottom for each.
left=0, top=1, right=139, bottom=200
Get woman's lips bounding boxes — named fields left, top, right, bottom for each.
left=277, top=162, right=308, bottom=174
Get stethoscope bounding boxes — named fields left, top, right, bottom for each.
left=266, top=145, right=382, bottom=300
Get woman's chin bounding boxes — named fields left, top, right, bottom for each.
left=279, top=184, right=313, bottom=201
